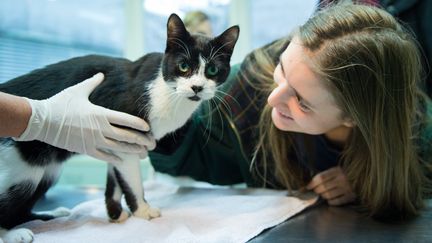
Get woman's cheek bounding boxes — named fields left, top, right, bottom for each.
left=288, top=100, right=310, bottom=125
left=287, top=99, right=302, bottom=117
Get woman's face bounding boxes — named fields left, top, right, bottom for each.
left=267, top=38, right=352, bottom=135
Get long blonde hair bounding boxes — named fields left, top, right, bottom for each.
left=250, top=3, right=432, bottom=219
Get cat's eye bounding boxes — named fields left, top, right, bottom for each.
left=178, top=62, right=190, bottom=73
left=206, top=65, right=219, bottom=76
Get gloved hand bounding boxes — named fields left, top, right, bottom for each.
left=14, top=73, right=156, bottom=163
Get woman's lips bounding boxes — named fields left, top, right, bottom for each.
left=277, top=109, right=293, bottom=120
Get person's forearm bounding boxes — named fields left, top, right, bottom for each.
left=0, top=92, right=31, bottom=137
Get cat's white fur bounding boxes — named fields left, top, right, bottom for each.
left=148, top=56, right=215, bottom=140
left=0, top=146, right=62, bottom=195
left=0, top=146, right=64, bottom=242
left=0, top=228, right=33, bottom=243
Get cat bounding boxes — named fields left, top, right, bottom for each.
left=0, top=13, right=239, bottom=243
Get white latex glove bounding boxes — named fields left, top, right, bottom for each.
left=14, top=73, right=156, bottom=163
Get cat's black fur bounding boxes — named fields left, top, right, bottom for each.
left=0, top=13, right=238, bottom=241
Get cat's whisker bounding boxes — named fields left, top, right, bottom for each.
left=169, top=38, right=188, bottom=54
left=213, top=95, right=232, bottom=120
left=137, top=101, right=147, bottom=119
left=202, top=100, right=213, bottom=146
left=135, top=89, right=151, bottom=118
left=168, top=37, right=191, bottom=58
left=211, top=53, right=230, bottom=60
left=180, top=53, right=189, bottom=60
left=214, top=91, right=236, bottom=119
left=208, top=41, right=234, bottom=62
left=211, top=97, right=225, bottom=143
left=215, top=89, right=240, bottom=107
left=212, top=94, right=232, bottom=123
left=200, top=96, right=226, bottom=146
left=201, top=55, right=209, bottom=64
left=208, top=46, right=216, bottom=62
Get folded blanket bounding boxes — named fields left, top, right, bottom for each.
left=21, top=181, right=318, bottom=243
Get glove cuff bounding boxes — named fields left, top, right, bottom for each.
left=13, top=98, right=47, bottom=142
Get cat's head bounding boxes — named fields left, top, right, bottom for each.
left=162, top=13, right=239, bottom=102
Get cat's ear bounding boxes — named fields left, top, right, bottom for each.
left=166, top=13, right=191, bottom=52
left=212, top=25, right=240, bottom=54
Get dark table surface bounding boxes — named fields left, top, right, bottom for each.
left=35, top=186, right=432, bottom=242
left=251, top=200, right=432, bottom=242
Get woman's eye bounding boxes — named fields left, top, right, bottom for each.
left=297, top=98, right=311, bottom=112
left=206, top=65, right=219, bottom=76
left=179, top=62, right=190, bottom=73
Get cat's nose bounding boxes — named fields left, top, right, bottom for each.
left=191, top=85, right=203, bottom=94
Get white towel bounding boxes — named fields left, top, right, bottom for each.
left=21, top=181, right=318, bottom=243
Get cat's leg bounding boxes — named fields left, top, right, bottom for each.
left=105, top=165, right=129, bottom=223
left=0, top=178, right=67, bottom=243
left=0, top=140, right=69, bottom=243
left=114, top=155, right=160, bottom=220
left=0, top=179, right=71, bottom=243
left=0, top=209, right=68, bottom=243
left=26, top=169, right=71, bottom=222
left=0, top=227, right=34, bottom=243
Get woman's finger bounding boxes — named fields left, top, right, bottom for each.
left=328, top=192, right=357, bottom=206
left=104, top=124, right=155, bottom=148
left=320, top=187, right=346, bottom=200
left=307, top=167, right=341, bottom=190
left=313, top=178, right=339, bottom=194
left=90, top=149, right=123, bottom=164
left=99, top=138, right=149, bottom=154
left=105, top=109, right=150, bottom=132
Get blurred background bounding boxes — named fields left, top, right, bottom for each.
left=0, top=0, right=318, bottom=187
left=0, top=0, right=318, bottom=82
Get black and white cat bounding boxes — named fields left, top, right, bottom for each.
left=0, top=13, right=239, bottom=242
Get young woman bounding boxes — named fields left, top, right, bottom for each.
left=149, top=3, right=432, bottom=220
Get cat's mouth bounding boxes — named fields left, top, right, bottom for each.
left=188, top=95, right=201, bottom=101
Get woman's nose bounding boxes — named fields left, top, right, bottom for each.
left=269, top=80, right=295, bottom=104
left=268, top=85, right=289, bottom=107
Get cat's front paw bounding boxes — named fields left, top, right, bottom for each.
left=133, top=204, right=161, bottom=220
left=109, top=210, right=130, bottom=223
left=3, top=228, right=34, bottom=243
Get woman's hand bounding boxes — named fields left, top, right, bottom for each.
left=306, top=166, right=356, bottom=206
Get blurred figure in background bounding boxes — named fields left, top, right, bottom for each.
left=183, top=10, right=214, bottom=37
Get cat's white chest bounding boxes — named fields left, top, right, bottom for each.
left=149, top=98, right=200, bottom=140
left=147, top=75, right=202, bottom=140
